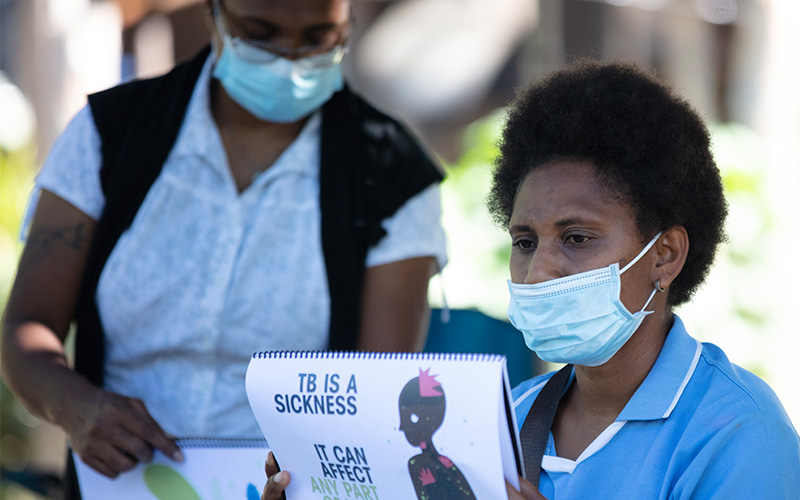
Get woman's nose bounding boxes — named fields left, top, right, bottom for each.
left=523, top=248, right=562, bottom=285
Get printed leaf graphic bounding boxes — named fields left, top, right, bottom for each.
left=144, top=464, right=203, bottom=500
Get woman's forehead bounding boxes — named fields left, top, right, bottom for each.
left=510, top=161, right=636, bottom=229
left=224, top=0, right=350, bottom=22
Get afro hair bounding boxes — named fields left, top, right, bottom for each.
left=487, top=59, right=728, bottom=306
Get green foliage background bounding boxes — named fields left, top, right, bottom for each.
left=1, top=143, right=41, bottom=498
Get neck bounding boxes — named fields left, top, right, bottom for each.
left=209, top=78, right=309, bottom=192
left=419, top=440, right=438, bottom=454
left=571, top=311, right=673, bottom=418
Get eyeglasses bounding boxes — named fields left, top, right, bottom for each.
left=228, top=38, right=348, bottom=69
left=213, top=0, right=349, bottom=70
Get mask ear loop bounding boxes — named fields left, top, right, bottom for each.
left=620, top=231, right=663, bottom=274
left=638, top=286, right=659, bottom=314
left=211, top=0, right=232, bottom=48
left=621, top=231, right=663, bottom=314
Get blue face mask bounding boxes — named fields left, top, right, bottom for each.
left=506, top=232, right=662, bottom=367
left=211, top=16, right=344, bottom=123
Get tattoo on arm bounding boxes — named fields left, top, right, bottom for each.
left=18, top=222, right=87, bottom=272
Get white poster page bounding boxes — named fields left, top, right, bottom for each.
left=246, top=352, right=519, bottom=500
left=73, top=438, right=269, bottom=500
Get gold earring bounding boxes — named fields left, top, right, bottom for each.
left=655, top=279, right=666, bottom=293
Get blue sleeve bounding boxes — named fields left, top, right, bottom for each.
left=676, top=410, right=800, bottom=499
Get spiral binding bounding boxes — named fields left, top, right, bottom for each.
left=175, top=437, right=268, bottom=449
left=251, top=351, right=505, bottom=362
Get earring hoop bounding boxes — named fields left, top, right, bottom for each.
left=655, top=279, right=666, bottom=293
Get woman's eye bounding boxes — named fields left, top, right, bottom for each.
left=512, top=238, right=536, bottom=251
left=566, top=234, right=589, bottom=244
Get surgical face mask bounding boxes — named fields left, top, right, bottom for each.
left=211, top=5, right=345, bottom=123
left=507, top=232, right=662, bottom=367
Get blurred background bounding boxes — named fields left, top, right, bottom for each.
left=1, top=0, right=799, bottom=497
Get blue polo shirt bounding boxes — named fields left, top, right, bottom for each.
left=512, top=315, right=800, bottom=499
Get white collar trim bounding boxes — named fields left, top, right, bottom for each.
left=662, top=338, right=702, bottom=419
left=542, top=421, right=627, bottom=474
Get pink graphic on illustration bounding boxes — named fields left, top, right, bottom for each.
left=419, top=369, right=443, bottom=397
left=419, top=467, right=436, bottom=486
left=399, top=368, right=477, bottom=499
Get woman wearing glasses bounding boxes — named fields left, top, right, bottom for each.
left=1, top=0, right=446, bottom=490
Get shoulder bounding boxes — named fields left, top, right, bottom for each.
left=690, top=341, right=792, bottom=423
left=89, top=47, right=211, bottom=102
left=327, top=85, right=404, bottom=128
left=512, top=371, right=554, bottom=401
left=88, top=67, right=176, bottom=118
left=511, top=370, right=562, bottom=429
left=88, top=47, right=211, bottom=135
left=323, top=86, right=442, bottom=176
left=673, top=344, right=800, bottom=496
left=674, top=341, right=800, bottom=467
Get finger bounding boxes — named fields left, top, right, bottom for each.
left=70, top=391, right=162, bottom=475
left=506, top=479, right=524, bottom=500
left=103, top=423, right=158, bottom=464
left=518, top=476, right=547, bottom=499
left=106, top=451, right=139, bottom=476
left=82, top=454, right=120, bottom=479
left=120, top=398, right=183, bottom=462
left=265, top=451, right=279, bottom=477
left=69, top=423, right=133, bottom=477
left=261, top=469, right=290, bottom=500
left=85, top=441, right=138, bottom=478
left=125, top=398, right=183, bottom=460
left=80, top=408, right=156, bottom=467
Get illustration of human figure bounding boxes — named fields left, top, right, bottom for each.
left=399, top=368, right=476, bottom=499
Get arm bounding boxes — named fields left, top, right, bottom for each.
left=357, top=256, right=438, bottom=352
left=1, top=190, right=181, bottom=478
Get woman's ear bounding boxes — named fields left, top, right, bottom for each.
left=653, top=225, right=689, bottom=290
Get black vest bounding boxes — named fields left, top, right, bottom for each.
left=72, top=46, right=443, bottom=387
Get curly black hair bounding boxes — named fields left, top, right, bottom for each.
left=487, top=59, right=728, bottom=306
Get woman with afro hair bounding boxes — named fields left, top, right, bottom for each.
left=260, top=59, right=800, bottom=500
left=490, top=59, right=800, bottom=499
